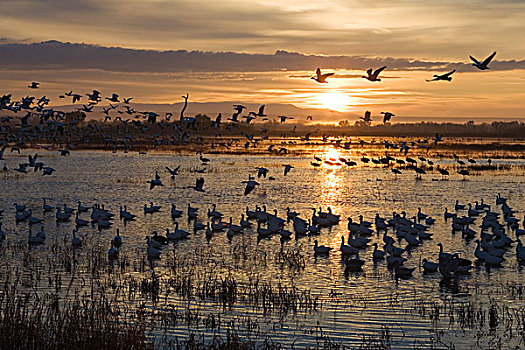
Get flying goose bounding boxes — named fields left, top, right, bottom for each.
left=311, top=68, right=334, bottom=83
left=426, top=70, right=455, bottom=82
left=363, top=66, right=387, bottom=82
left=470, top=51, right=496, bottom=70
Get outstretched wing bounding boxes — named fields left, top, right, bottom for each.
left=469, top=55, right=480, bottom=65
left=320, top=72, right=334, bottom=79
left=443, top=70, right=456, bottom=77
left=315, top=67, right=321, bottom=78
left=373, top=66, right=387, bottom=77
left=258, top=105, right=265, bottom=115
left=482, top=51, right=496, bottom=66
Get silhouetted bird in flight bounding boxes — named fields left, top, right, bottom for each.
left=426, top=70, right=455, bottom=82
left=470, top=51, right=496, bottom=70
left=311, top=68, right=334, bottom=83
left=363, top=66, right=386, bottom=82
left=381, top=111, right=395, bottom=123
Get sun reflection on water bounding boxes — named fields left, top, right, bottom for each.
left=316, top=146, right=345, bottom=216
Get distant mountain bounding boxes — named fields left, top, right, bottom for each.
left=55, top=101, right=525, bottom=124
left=56, top=101, right=349, bottom=121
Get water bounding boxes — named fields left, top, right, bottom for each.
left=1, top=146, right=524, bottom=349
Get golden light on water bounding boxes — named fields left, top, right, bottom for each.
left=316, top=146, right=345, bottom=219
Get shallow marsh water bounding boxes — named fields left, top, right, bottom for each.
left=0, top=146, right=524, bottom=349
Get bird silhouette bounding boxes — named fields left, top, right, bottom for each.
left=363, top=66, right=387, bottom=81
left=311, top=68, right=334, bottom=83
left=470, top=51, right=496, bottom=70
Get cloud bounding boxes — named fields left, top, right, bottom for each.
left=1, top=0, right=525, bottom=58
left=2, top=40, right=524, bottom=74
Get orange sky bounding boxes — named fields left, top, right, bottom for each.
left=0, top=0, right=524, bottom=120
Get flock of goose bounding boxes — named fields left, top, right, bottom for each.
left=3, top=190, right=524, bottom=280
left=313, top=50, right=497, bottom=123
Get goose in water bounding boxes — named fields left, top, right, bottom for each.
left=311, top=68, right=334, bottom=83
left=246, top=206, right=258, bottom=220
left=28, top=81, right=39, bottom=89
left=144, top=202, right=162, bottom=214
left=63, top=204, right=75, bottom=214
left=42, top=198, right=54, bottom=212
left=77, top=201, right=90, bottom=212
left=207, top=204, right=223, bottom=219
left=112, top=229, right=122, bottom=248
left=340, top=236, right=358, bottom=255
left=422, top=258, right=439, bottom=273
left=147, top=171, right=163, bottom=189
left=36, top=226, right=46, bottom=239
left=167, top=222, right=190, bottom=240
left=372, top=243, right=386, bottom=260
left=146, top=237, right=161, bottom=259
left=150, top=231, right=167, bottom=245
left=454, top=200, right=465, bottom=211
left=228, top=217, right=243, bottom=233
left=119, top=206, right=136, bottom=221
left=444, top=208, right=456, bottom=219
left=426, top=70, right=455, bottom=82
left=147, top=235, right=163, bottom=249
left=56, top=207, right=71, bottom=222
left=240, top=214, right=252, bottom=228
left=28, top=227, right=45, bottom=245
left=193, top=220, right=205, bottom=231
left=72, top=229, right=82, bottom=247
left=313, top=240, right=332, bottom=255
left=474, top=240, right=503, bottom=265
left=394, top=266, right=415, bottom=278
left=470, top=51, right=496, bottom=70
left=363, top=66, right=387, bottom=82
left=75, top=212, right=89, bottom=227
left=28, top=211, right=43, bottom=225
left=516, top=239, right=525, bottom=262
left=286, top=208, right=299, bottom=221
left=171, top=204, right=183, bottom=218
left=14, top=203, right=27, bottom=212
left=345, top=251, right=365, bottom=271
left=256, top=222, right=271, bottom=238
left=108, top=241, right=119, bottom=260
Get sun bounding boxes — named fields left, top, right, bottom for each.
left=317, top=92, right=352, bottom=112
